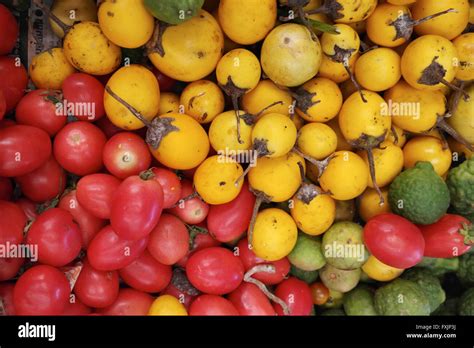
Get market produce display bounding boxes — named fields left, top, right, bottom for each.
left=0, top=0, right=473, bottom=317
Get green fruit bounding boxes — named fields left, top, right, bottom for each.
left=447, top=157, right=474, bottom=222
left=401, top=268, right=445, bottom=313
left=458, top=288, right=474, bottom=316
left=144, top=0, right=205, bottom=25
left=322, top=221, right=368, bottom=270
left=288, top=233, right=326, bottom=271
left=416, top=256, right=459, bottom=277
left=322, top=288, right=344, bottom=309
left=374, top=279, right=431, bottom=316
left=389, top=162, right=450, bottom=224
left=334, top=199, right=355, bottom=222
left=319, top=264, right=361, bottom=293
left=290, top=265, right=319, bottom=284
left=458, top=253, right=474, bottom=286
left=321, top=308, right=346, bottom=316
left=343, top=285, right=377, bottom=316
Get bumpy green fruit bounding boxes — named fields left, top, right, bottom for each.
left=144, top=0, right=205, bottom=25
left=343, top=285, right=377, bottom=316
left=401, top=268, right=445, bottom=313
left=447, top=157, right=474, bottom=222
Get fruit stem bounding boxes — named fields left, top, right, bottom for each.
left=244, top=264, right=290, bottom=315
left=146, top=21, right=167, bottom=57
left=296, top=6, right=318, bottom=41
left=105, top=86, right=152, bottom=128
left=343, top=58, right=367, bottom=103
left=247, top=191, right=271, bottom=249
left=438, top=78, right=469, bottom=100
left=437, top=116, right=474, bottom=152
left=292, top=147, right=334, bottom=178
left=254, top=100, right=284, bottom=119
left=366, top=148, right=385, bottom=206
left=33, top=0, right=71, bottom=35
left=411, top=8, right=457, bottom=27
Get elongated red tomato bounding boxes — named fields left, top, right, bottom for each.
left=26, top=208, right=82, bottom=267
left=0, top=177, right=13, bottom=200
left=0, top=283, right=16, bottom=315
left=87, top=225, right=148, bottom=271
left=207, top=182, right=255, bottom=243
left=54, top=121, right=107, bottom=176
left=0, top=200, right=26, bottom=246
left=58, top=189, right=106, bottom=248
left=189, top=295, right=239, bottom=316
left=364, top=213, right=425, bottom=269
left=237, top=238, right=290, bottom=285
left=76, top=173, right=121, bottom=219
left=15, top=198, right=37, bottom=221
left=110, top=175, right=164, bottom=241
left=15, top=90, right=67, bottom=135
left=15, top=156, right=66, bottom=202
left=0, top=91, right=5, bottom=120
left=0, top=4, right=18, bottom=55
left=0, top=125, right=52, bottom=177
left=62, top=298, right=92, bottom=316
left=96, top=288, right=154, bottom=316
left=186, top=247, right=244, bottom=295
left=119, top=250, right=172, bottom=293
left=420, top=214, right=473, bottom=258
left=13, top=265, right=70, bottom=315
left=0, top=56, right=28, bottom=111
left=273, top=277, right=313, bottom=316
left=228, top=282, right=276, bottom=316
left=148, top=167, right=182, bottom=208
left=168, top=179, right=209, bottom=224
left=62, top=73, right=105, bottom=121
left=147, top=214, right=189, bottom=265
left=74, top=258, right=119, bottom=308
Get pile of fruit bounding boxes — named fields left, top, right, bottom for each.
left=0, top=0, right=473, bottom=316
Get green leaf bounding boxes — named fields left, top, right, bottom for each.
left=307, top=18, right=339, bottom=34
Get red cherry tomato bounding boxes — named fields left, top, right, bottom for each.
left=76, top=173, right=121, bottom=219
left=0, top=125, right=52, bottom=177
left=53, top=121, right=106, bottom=176
left=110, top=175, right=164, bottom=241
left=0, top=177, right=13, bottom=200
left=420, top=214, right=473, bottom=258
left=102, top=132, right=151, bottom=179
left=26, top=208, right=82, bottom=267
left=310, top=282, right=330, bottom=305
left=189, top=295, right=239, bottom=316
left=15, top=156, right=66, bottom=202
left=62, top=298, right=92, bottom=316
left=152, top=68, right=176, bottom=92
left=0, top=200, right=26, bottom=246
left=237, top=238, right=290, bottom=285
left=58, top=189, right=106, bottom=248
left=87, top=225, right=148, bottom=271
left=15, top=198, right=38, bottom=221
left=0, top=90, right=6, bottom=120
left=228, top=282, right=276, bottom=316
left=168, top=180, right=209, bottom=224
left=94, top=116, right=123, bottom=138
left=149, top=167, right=182, bottom=208
left=273, top=277, right=313, bottom=316
left=0, top=283, right=16, bottom=315
left=119, top=250, right=172, bottom=293
left=0, top=256, right=24, bottom=281
left=13, top=265, right=70, bottom=315
left=15, top=90, right=67, bottom=136
left=147, top=213, right=189, bottom=265
left=186, top=247, right=244, bottom=295
left=0, top=4, right=18, bottom=55
left=96, top=288, right=154, bottom=316
left=364, top=213, right=425, bottom=269
left=0, top=56, right=28, bottom=111
left=74, top=258, right=119, bottom=308
left=62, top=73, right=105, bottom=122
left=207, top=182, right=255, bottom=243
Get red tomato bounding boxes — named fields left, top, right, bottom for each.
left=147, top=213, right=189, bottom=265
left=0, top=200, right=26, bottom=245
left=0, top=283, right=16, bottom=315
left=15, top=198, right=38, bottom=221
left=236, top=238, right=290, bottom=285
left=161, top=268, right=199, bottom=310
left=168, top=180, right=209, bottom=224
left=26, top=208, right=82, bottom=267
left=0, top=177, right=13, bottom=200
left=0, top=56, right=28, bottom=111
left=13, top=265, right=70, bottom=315
left=15, top=156, right=66, bottom=202
left=103, top=132, right=151, bottom=179
left=176, top=224, right=221, bottom=268
left=364, top=213, right=425, bottom=269
left=119, top=250, right=172, bottom=293
left=310, top=282, right=330, bottom=305
left=76, top=173, right=121, bottom=219
left=0, top=118, right=15, bottom=129
left=0, top=256, right=24, bottom=281
left=0, top=90, right=6, bottom=120
left=420, top=214, right=473, bottom=258
left=228, top=282, right=276, bottom=316
left=0, top=125, right=52, bottom=177
left=62, top=298, right=92, bottom=316
left=0, top=4, right=18, bottom=55
left=110, top=175, right=164, bottom=241
left=62, top=73, right=105, bottom=121
left=96, top=288, right=153, bottom=316
left=58, top=189, right=106, bottom=248
left=53, top=121, right=106, bottom=176
left=207, top=182, right=255, bottom=243
left=87, top=225, right=148, bottom=271
left=189, top=295, right=239, bottom=316
left=149, top=167, right=182, bottom=208
left=152, top=68, right=176, bottom=92
left=74, top=258, right=119, bottom=308
left=15, top=90, right=67, bottom=136
left=94, top=116, right=123, bottom=138
left=186, top=247, right=244, bottom=295
left=273, top=277, right=313, bottom=316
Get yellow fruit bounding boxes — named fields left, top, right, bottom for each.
left=362, top=255, right=404, bottom=282
left=297, top=123, right=337, bottom=161
left=29, top=48, right=76, bottom=90
left=148, top=295, right=188, bottom=316
left=403, top=136, right=452, bottom=176
left=358, top=188, right=391, bottom=222
left=180, top=80, right=225, bottom=124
